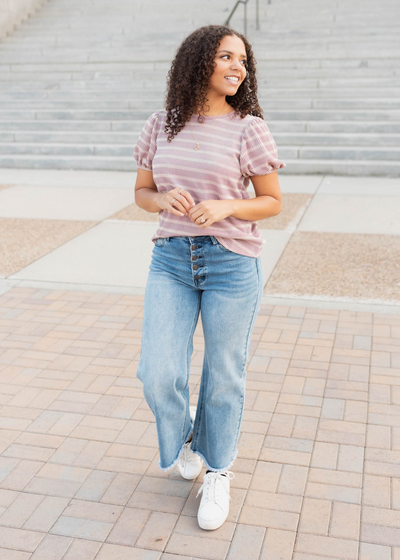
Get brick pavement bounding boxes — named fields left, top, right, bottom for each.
left=0, top=287, right=400, bottom=559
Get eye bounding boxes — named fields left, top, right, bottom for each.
left=221, top=55, right=247, bottom=66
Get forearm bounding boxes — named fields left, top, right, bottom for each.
left=228, top=195, right=282, bottom=221
left=135, top=187, right=163, bottom=214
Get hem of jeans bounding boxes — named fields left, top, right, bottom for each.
left=191, top=447, right=238, bottom=474
left=158, top=423, right=194, bottom=472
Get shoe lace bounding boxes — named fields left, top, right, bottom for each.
left=180, top=442, right=198, bottom=465
left=196, top=471, right=235, bottom=502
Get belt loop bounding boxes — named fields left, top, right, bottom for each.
left=210, top=236, right=218, bottom=245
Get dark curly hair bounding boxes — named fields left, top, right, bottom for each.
left=163, top=25, right=263, bottom=143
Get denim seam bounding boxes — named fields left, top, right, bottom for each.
left=192, top=261, right=261, bottom=471
left=191, top=347, right=207, bottom=451
left=158, top=291, right=200, bottom=472
left=231, top=258, right=262, bottom=459
left=182, top=294, right=201, bottom=443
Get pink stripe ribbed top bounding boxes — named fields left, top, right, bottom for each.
left=134, top=109, right=286, bottom=258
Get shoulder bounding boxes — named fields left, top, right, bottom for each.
left=242, top=115, right=270, bottom=135
left=149, top=109, right=170, bottom=128
left=153, top=109, right=167, bottom=120
left=240, top=116, right=274, bottom=147
left=146, top=109, right=164, bottom=124
left=142, top=110, right=166, bottom=136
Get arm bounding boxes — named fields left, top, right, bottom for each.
left=134, top=168, right=196, bottom=215
left=134, top=168, right=163, bottom=213
left=227, top=171, right=282, bottom=221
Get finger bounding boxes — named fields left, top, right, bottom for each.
left=195, top=215, right=207, bottom=226
left=178, top=189, right=196, bottom=207
left=170, top=197, right=188, bottom=214
left=168, top=206, right=185, bottom=216
left=188, top=201, right=200, bottom=214
left=173, top=193, right=192, bottom=213
left=168, top=200, right=186, bottom=216
left=190, top=209, right=202, bottom=221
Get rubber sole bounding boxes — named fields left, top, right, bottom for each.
left=179, top=468, right=203, bottom=480
left=197, top=510, right=229, bottom=531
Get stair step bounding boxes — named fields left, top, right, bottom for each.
left=0, top=88, right=399, bottom=99
left=0, top=142, right=398, bottom=162
left=0, top=155, right=398, bottom=176
left=1, top=131, right=400, bottom=147
left=1, top=119, right=399, bottom=133
left=0, top=0, right=397, bottom=175
left=2, top=59, right=400, bottom=69
left=1, top=79, right=400, bottom=91
left=2, top=69, right=400, bottom=79
left=0, top=99, right=399, bottom=110
left=0, top=109, right=399, bottom=121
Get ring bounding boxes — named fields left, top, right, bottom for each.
left=201, top=218, right=206, bottom=223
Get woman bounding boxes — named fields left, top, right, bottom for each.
left=133, top=24, right=286, bottom=531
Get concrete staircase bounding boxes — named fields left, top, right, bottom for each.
left=0, top=0, right=399, bottom=175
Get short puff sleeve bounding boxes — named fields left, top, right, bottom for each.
left=133, top=110, right=160, bottom=171
left=240, top=118, right=286, bottom=177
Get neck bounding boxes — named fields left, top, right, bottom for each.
left=194, top=97, right=230, bottom=117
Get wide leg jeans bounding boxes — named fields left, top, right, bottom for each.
left=136, top=235, right=263, bottom=472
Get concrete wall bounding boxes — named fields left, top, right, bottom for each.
left=0, top=0, right=49, bottom=39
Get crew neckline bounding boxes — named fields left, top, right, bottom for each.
left=191, top=109, right=236, bottom=120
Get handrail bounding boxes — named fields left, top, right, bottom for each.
left=224, top=0, right=260, bottom=37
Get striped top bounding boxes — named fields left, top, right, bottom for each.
left=134, top=109, right=286, bottom=258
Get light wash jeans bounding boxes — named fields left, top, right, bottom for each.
left=136, top=235, right=263, bottom=473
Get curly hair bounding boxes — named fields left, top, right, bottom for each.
left=163, top=25, right=263, bottom=143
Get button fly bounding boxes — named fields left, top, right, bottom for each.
left=191, top=245, right=197, bottom=250
left=193, top=265, right=199, bottom=271
left=192, top=255, right=198, bottom=261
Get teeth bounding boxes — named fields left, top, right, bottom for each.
left=225, top=76, right=239, bottom=83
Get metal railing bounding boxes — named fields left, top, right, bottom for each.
left=224, top=0, right=260, bottom=37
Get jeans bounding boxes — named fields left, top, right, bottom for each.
left=136, top=235, right=263, bottom=473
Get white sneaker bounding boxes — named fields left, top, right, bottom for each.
left=177, top=406, right=203, bottom=480
left=189, top=405, right=197, bottom=423
left=196, top=470, right=235, bottom=530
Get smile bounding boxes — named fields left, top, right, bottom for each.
left=225, top=76, right=240, bottom=84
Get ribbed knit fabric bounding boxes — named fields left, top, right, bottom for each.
left=134, top=109, right=286, bottom=258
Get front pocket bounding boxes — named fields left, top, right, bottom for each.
left=215, top=239, right=232, bottom=253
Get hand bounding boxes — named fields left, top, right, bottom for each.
left=157, top=187, right=196, bottom=217
left=188, top=199, right=233, bottom=228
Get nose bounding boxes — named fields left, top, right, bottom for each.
left=230, top=59, right=243, bottom=73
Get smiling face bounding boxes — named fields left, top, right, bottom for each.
left=207, top=34, right=247, bottom=98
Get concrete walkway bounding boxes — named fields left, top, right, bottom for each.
left=1, top=168, right=399, bottom=313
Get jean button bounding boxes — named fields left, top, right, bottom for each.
left=192, top=255, right=197, bottom=261
left=191, top=245, right=197, bottom=250
left=194, top=275, right=200, bottom=279
left=193, top=265, right=199, bottom=271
